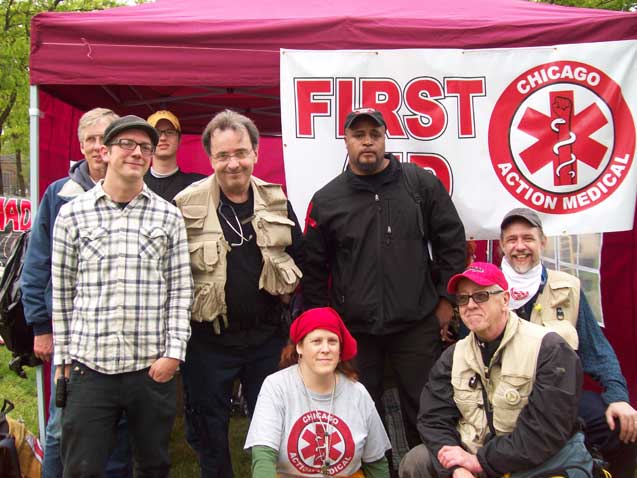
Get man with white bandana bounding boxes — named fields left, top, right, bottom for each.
left=499, top=207, right=637, bottom=478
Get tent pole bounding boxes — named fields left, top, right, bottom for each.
left=29, top=85, right=39, bottom=209
left=29, top=84, right=46, bottom=444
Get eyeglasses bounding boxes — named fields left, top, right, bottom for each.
left=211, top=149, right=253, bottom=162
left=456, top=290, right=503, bottom=306
left=157, top=128, right=179, bottom=137
left=109, top=139, right=155, bottom=157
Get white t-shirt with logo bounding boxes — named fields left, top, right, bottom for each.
left=245, top=364, right=391, bottom=477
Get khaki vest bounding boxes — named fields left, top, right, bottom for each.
left=529, top=269, right=579, bottom=350
left=452, top=313, right=548, bottom=453
left=174, top=175, right=302, bottom=334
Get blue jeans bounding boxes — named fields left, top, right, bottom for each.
left=43, top=358, right=133, bottom=478
left=181, top=333, right=285, bottom=478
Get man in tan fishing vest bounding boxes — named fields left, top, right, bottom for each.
left=499, top=208, right=637, bottom=478
left=174, top=109, right=303, bottom=478
left=400, top=262, right=590, bottom=478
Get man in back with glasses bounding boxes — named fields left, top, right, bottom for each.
left=51, top=115, right=193, bottom=478
left=174, top=109, right=304, bottom=477
left=144, top=110, right=205, bottom=201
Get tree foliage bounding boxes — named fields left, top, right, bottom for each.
left=536, top=0, right=637, bottom=11
left=0, top=0, right=123, bottom=195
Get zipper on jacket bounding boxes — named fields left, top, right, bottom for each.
left=375, top=193, right=384, bottom=329
left=385, top=200, right=392, bottom=245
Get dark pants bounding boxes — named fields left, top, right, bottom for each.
left=44, top=357, right=132, bottom=478
left=579, top=390, right=637, bottom=478
left=354, top=319, right=442, bottom=449
left=61, top=362, right=176, bottom=478
left=181, top=333, right=285, bottom=478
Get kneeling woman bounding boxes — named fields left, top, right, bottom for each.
left=245, top=307, right=391, bottom=477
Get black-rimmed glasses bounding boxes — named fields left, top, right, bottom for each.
left=109, top=139, right=155, bottom=157
left=157, top=128, right=179, bottom=137
left=456, top=290, right=503, bottom=306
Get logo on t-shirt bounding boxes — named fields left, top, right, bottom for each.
left=287, top=410, right=355, bottom=475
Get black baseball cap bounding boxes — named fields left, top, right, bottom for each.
left=500, top=207, right=543, bottom=231
left=344, top=108, right=387, bottom=131
left=103, top=115, right=159, bottom=147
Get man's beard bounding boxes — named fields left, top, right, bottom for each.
left=352, top=153, right=385, bottom=174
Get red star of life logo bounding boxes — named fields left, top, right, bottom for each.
left=489, top=60, right=635, bottom=214
left=288, top=410, right=355, bottom=475
left=300, top=423, right=343, bottom=466
left=517, top=90, right=608, bottom=186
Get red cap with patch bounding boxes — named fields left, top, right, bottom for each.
left=447, top=262, right=509, bottom=294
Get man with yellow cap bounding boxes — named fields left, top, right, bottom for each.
left=146, top=110, right=205, bottom=201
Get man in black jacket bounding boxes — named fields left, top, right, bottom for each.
left=302, top=108, right=466, bottom=449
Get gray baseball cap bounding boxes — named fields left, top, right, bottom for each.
left=103, top=115, right=159, bottom=147
left=500, top=207, right=543, bottom=231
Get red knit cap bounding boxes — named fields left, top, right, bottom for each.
left=289, top=307, right=358, bottom=361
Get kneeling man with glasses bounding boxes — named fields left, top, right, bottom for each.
left=400, top=262, right=593, bottom=478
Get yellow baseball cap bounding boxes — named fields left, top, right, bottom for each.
left=147, top=110, right=181, bottom=132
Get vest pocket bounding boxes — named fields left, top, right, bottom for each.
left=259, top=251, right=302, bottom=295
left=452, top=375, right=487, bottom=451
left=542, top=320, right=579, bottom=350
left=253, top=211, right=294, bottom=247
left=181, top=204, right=208, bottom=229
left=188, top=241, right=219, bottom=272
left=192, top=281, right=226, bottom=333
left=492, top=375, right=532, bottom=434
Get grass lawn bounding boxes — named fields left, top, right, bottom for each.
left=0, top=345, right=252, bottom=477
left=0, top=345, right=39, bottom=433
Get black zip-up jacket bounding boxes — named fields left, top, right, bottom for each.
left=302, top=155, right=466, bottom=335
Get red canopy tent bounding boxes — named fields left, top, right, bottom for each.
left=29, top=0, right=637, bottom=418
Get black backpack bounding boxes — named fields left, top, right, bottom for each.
left=0, top=231, right=40, bottom=377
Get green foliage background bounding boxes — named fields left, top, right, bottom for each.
left=0, top=0, right=124, bottom=196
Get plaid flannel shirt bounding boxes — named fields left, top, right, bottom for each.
left=52, top=182, right=192, bottom=373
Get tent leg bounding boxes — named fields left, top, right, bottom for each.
left=485, top=239, right=492, bottom=263
left=29, top=85, right=46, bottom=444
left=35, top=366, right=46, bottom=443
left=29, top=85, right=40, bottom=208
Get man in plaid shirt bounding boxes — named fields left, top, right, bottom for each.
left=51, top=115, right=193, bottom=478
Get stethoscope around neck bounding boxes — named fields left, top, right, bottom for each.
left=217, top=200, right=254, bottom=247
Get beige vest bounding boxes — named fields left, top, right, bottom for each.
left=452, top=313, right=548, bottom=453
left=529, top=269, right=579, bottom=350
left=174, top=175, right=302, bottom=334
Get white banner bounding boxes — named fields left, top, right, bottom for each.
left=280, top=41, right=637, bottom=239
